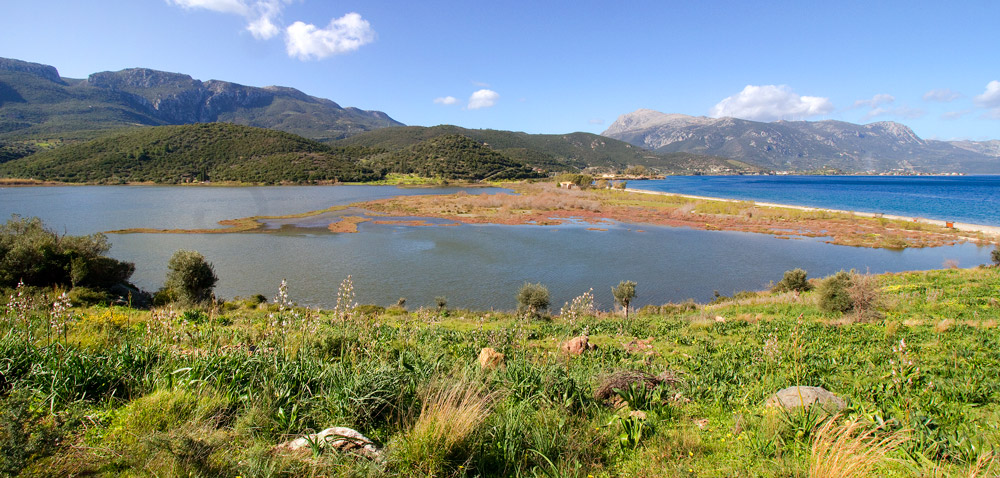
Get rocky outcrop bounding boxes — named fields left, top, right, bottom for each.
left=478, top=347, right=505, bottom=369
left=765, top=386, right=846, bottom=412
left=275, top=426, right=382, bottom=460
left=562, top=335, right=597, bottom=355
left=0, top=58, right=63, bottom=84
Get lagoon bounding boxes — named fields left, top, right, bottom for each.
left=1, top=185, right=993, bottom=310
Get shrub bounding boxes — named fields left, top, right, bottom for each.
left=772, top=268, right=813, bottom=293
left=68, top=286, right=110, bottom=306
left=992, top=245, right=1000, bottom=266
left=163, top=250, right=218, bottom=305
left=818, top=271, right=853, bottom=313
left=517, top=282, right=550, bottom=317
left=0, top=215, right=135, bottom=290
left=612, top=280, right=637, bottom=319
left=847, top=273, right=883, bottom=322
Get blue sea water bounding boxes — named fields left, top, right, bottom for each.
left=633, top=175, right=1000, bottom=226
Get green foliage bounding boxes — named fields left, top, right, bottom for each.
left=0, top=215, right=135, bottom=291
left=772, top=268, right=813, bottom=293
left=554, top=173, right=593, bottom=188
left=0, top=123, right=384, bottom=184
left=818, top=271, right=854, bottom=313
left=612, top=280, right=637, bottom=318
left=516, top=282, right=550, bottom=317
left=163, top=250, right=218, bottom=305
left=374, top=134, right=544, bottom=181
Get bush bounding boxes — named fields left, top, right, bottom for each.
left=517, top=282, right=550, bottom=317
left=163, top=250, right=218, bottom=305
left=847, top=273, right=883, bottom=321
left=818, top=271, right=853, bottom=313
left=67, top=286, right=110, bottom=306
left=773, top=268, right=813, bottom=293
left=0, top=215, right=135, bottom=290
left=992, top=245, right=1000, bottom=266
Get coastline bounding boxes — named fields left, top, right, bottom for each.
left=625, top=187, right=1000, bottom=239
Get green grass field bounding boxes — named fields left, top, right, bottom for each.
left=2, top=268, right=998, bottom=477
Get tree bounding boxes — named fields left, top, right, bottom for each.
left=517, top=282, right=550, bottom=318
left=612, top=280, right=637, bottom=319
left=163, top=250, right=218, bottom=304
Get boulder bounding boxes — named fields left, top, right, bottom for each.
left=765, top=386, right=846, bottom=412
left=478, top=347, right=505, bottom=369
left=562, top=335, right=597, bottom=355
left=275, top=426, right=381, bottom=461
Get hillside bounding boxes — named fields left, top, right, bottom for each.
left=0, top=123, right=383, bottom=184
left=603, top=109, right=1000, bottom=173
left=338, top=125, right=763, bottom=174
left=371, top=134, right=544, bottom=181
left=0, top=57, right=401, bottom=148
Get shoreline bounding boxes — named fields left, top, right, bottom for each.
left=625, top=187, right=1000, bottom=239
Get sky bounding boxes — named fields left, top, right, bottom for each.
left=1, top=0, right=998, bottom=140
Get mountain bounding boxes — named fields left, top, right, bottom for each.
left=372, top=134, right=545, bottom=181
left=338, top=125, right=763, bottom=174
left=0, top=123, right=383, bottom=184
left=602, top=109, right=1000, bottom=174
left=0, top=57, right=401, bottom=145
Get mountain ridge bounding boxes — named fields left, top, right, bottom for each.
left=602, top=110, right=999, bottom=173
left=0, top=57, right=401, bottom=143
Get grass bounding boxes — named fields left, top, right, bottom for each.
left=1, top=266, right=998, bottom=476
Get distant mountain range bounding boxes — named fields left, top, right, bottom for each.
left=602, top=109, right=1000, bottom=174
left=0, top=57, right=400, bottom=143
left=336, top=125, right=763, bottom=175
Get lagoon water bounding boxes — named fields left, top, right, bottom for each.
left=636, top=175, right=1000, bottom=226
left=1, top=184, right=994, bottom=310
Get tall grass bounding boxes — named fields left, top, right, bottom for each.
left=809, top=416, right=909, bottom=477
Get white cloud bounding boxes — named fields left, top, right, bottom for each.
left=864, top=106, right=925, bottom=120
left=166, top=0, right=375, bottom=59
left=975, top=80, right=1000, bottom=109
left=467, top=89, right=499, bottom=110
left=709, top=85, right=833, bottom=122
left=853, top=94, right=895, bottom=109
left=923, top=88, right=960, bottom=102
left=434, top=96, right=458, bottom=105
left=285, top=13, right=376, bottom=60
left=588, top=118, right=604, bottom=125
left=167, top=0, right=249, bottom=15
left=942, top=110, right=970, bottom=120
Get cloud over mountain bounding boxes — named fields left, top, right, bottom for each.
left=709, top=85, right=832, bottom=122
left=468, top=89, right=499, bottom=110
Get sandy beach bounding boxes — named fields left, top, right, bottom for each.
left=625, top=187, right=1000, bottom=239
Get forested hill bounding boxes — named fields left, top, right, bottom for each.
left=0, top=123, right=383, bottom=184
left=372, top=135, right=544, bottom=181
left=0, top=124, right=551, bottom=183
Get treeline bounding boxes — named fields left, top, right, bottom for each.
left=0, top=124, right=552, bottom=184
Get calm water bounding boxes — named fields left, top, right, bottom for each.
left=635, top=175, right=1000, bottom=226
left=1, top=185, right=993, bottom=310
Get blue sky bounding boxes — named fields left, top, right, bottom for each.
left=2, top=0, right=998, bottom=140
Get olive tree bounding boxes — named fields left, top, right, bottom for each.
left=612, top=280, right=637, bottom=319
left=517, top=282, right=550, bottom=318
left=163, top=250, right=218, bottom=304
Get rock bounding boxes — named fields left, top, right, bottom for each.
left=715, top=316, right=726, bottom=323
left=765, top=386, right=846, bottom=412
left=562, top=335, right=597, bottom=355
left=478, top=347, right=505, bottom=369
left=275, top=427, right=381, bottom=461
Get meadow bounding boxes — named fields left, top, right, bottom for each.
left=2, top=266, right=999, bottom=477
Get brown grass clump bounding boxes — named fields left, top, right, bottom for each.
left=847, top=273, right=884, bottom=322
left=389, top=377, right=494, bottom=475
left=594, top=370, right=680, bottom=402
left=966, top=450, right=999, bottom=478
left=809, top=416, right=908, bottom=478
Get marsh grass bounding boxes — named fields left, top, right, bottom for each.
left=809, top=416, right=909, bottom=477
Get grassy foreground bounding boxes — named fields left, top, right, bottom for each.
left=2, top=268, right=999, bottom=477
